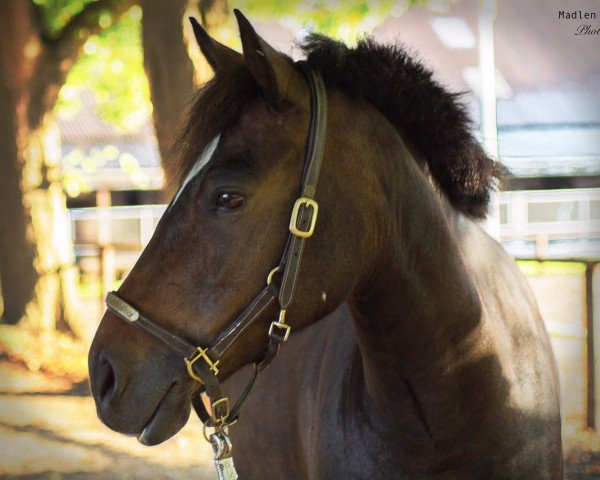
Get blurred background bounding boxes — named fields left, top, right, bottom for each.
left=0, top=0, right=598, bottom=478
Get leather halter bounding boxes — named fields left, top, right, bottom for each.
left=105, top=61, right=327, bottom=429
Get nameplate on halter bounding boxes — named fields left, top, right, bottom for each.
left=106, top=292, right=140, bottom=322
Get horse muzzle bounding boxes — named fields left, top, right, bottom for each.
left=88, top=310, right=194, bottom=445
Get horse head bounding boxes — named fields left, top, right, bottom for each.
left=88, top=11, right=378, bottom=445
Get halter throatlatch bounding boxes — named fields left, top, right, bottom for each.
left=105, top=62, right=327, bottom=439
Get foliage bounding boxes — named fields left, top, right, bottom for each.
left=45, top=2, right=152, bottom=196
left=236, top=0, right=431, bottom=42
left=33, top=0, right=97, bottom=36
left=45, top=0, right=436, bottom=196
left=52, top=0, right=435, bottom=130
left=55, top=5, right=150, bottom=133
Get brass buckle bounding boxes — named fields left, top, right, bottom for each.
left=184, top=347, right=220, bottom=383
left=269, top=321, right=291, bottom=342
left=211, top=397, right=230, bottom=425
left=289, top=197, right=318, bottom=238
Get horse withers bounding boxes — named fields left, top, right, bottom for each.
left=89, top=10, right=562, bottom=479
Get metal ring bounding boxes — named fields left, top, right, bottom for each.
left=210, top=432, right=226, bottom=458
left=203, top=419, right=214, bottom=443
left=210, top=430, right=233, bottom=459
left=267, top=266, right=280, bottom=285
left=203, top=419, right=233, bottom=443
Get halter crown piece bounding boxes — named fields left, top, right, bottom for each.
left=105, top=62, right=327, bottom=480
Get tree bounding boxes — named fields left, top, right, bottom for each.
left=0, top=0, right=226, bottom=334
left=0, top=0, right=134, bottom=332
left=0, top=0, right=425, bottom=333
left=141, top=0, right=426, bottom=181
left=141, top=0, right=195, bottom=167
left=141, top=0, right=229, bottom=180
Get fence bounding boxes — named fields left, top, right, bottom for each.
left=68, top=189, right=600, bottom=292
left=499, top=188, right=600, bottom=259
left=69, top=188, right=600, bottom=263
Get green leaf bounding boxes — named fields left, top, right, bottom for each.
left=56, top=6, right=152, bottom=134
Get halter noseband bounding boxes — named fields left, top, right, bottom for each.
left=105, top=61, right=327, bottom=430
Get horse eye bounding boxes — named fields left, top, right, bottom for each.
left=215, top=191, right=246, bottom=210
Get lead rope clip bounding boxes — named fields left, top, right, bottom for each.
left=209, top=427, right=238, bottom=480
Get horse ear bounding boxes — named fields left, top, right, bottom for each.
left=188, top=17, right=241, bottom=74
left=233, top=9, right=303, bottom=104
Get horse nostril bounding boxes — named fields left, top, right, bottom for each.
left=96, top=354, right=117, bottom=402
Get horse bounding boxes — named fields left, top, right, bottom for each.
left=89, top=10, right=563, bottom=479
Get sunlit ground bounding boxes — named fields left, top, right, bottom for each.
left=0, top=361, right=215, bottom=479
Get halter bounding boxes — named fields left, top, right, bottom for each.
left=105, top=62, right=327, bottom=432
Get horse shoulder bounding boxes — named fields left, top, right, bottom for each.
left=455, top=216, right=562, bottom=466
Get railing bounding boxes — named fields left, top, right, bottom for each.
left=69, top=205, right=167, bottom=298
left=70, top=205, right=166, bottom=250
left=498, top=188, right=600, bottom=259
left=499, top=188, right=600, bottom=239
left=69, top=188, right=600, bottom=262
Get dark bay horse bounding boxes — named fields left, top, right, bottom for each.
left=89, top=10, right=562, bottom=479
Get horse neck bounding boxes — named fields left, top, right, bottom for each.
left=348, top=131, right=485, bottom=433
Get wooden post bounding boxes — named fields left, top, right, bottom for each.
left=478, top=0, right=500, bottom=239
left=586, top=262, right=596, bottom=428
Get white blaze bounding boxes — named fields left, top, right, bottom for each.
left=170, top=134, right=221, bottom=208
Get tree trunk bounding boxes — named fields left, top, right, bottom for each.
left=19, top=120, right=88, bottom=337
left=141, top=0, right=229, bottom=183
left=0, top=71, right=38, bottom=324
left=141, top=0, right=197, bottom=168
left=0, top=0, right=134, bottom=339
left=0, top=1, right=47, bottom=326
left=0, top=51, right=83, bottom=334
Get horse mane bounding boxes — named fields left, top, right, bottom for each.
left=168, top=65, right=260, bottom=194
left=302, top=34, right=504, bottom=219
left=170, top=34, right=504, bottom=219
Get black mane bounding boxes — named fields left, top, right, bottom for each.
left=303, top=34, right=504, bottom=219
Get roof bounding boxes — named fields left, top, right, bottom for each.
left=57, top=90, right=156, bottom=144
left=58, top=90, right=163, bottom=191
left=367, top=0, right=600, bottom=174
